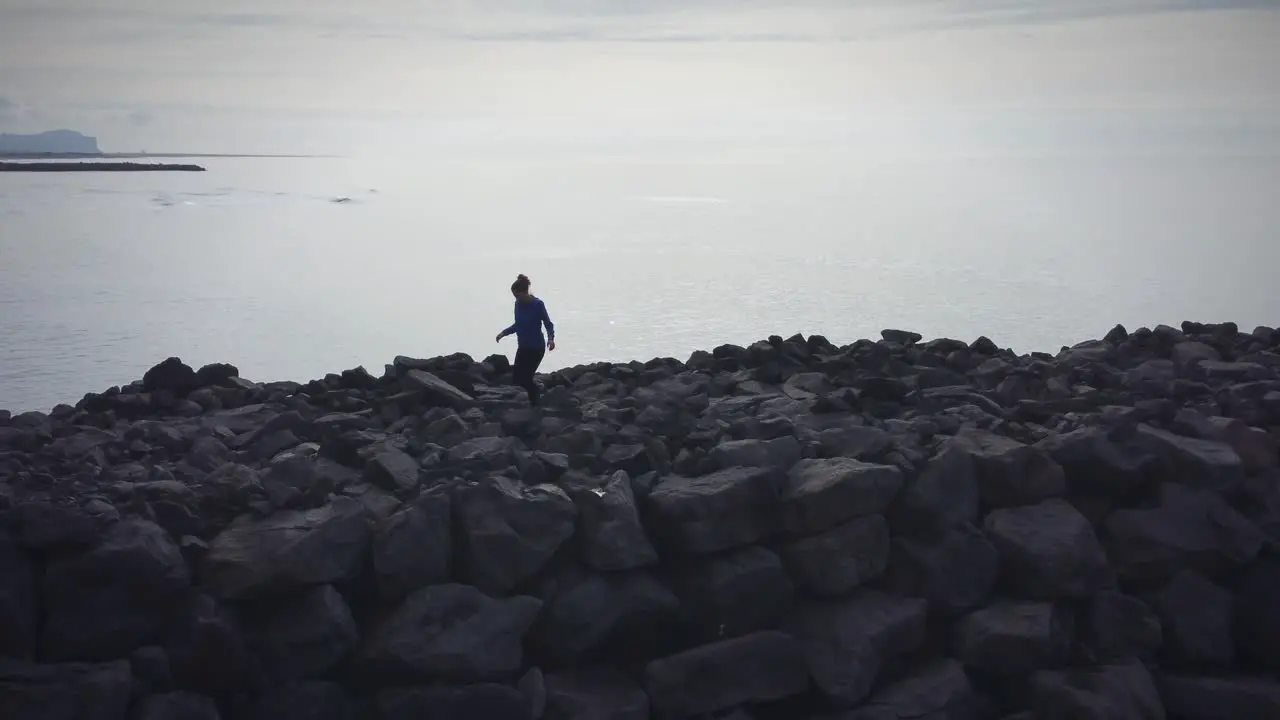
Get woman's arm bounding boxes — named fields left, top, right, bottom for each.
left=541, top=301, right=556, bottom=349
left=496, top=306, right=517, bottom=342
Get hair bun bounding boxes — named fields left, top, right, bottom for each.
left=517, top=274, right=529, bottom=282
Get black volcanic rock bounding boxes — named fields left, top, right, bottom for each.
left=0, top=321, right=1277, bottom=718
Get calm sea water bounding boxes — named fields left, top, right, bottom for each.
left=3, top=118, right=1279, bottom=412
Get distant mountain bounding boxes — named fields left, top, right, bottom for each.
left=0, top=130, right=100, bottom=155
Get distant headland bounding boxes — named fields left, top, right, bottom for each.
left=0, top=129, right=101, bottom=155
left=0, top=129, right=331, bottom=171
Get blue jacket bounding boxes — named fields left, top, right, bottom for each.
left=501, top=297, right=555, bottom=349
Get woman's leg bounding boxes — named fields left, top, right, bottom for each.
left=524, top=347, right=546, bottom=405
left=512, top=347, right=545, bottom=405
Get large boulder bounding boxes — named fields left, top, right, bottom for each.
left=41, top=519, right=191, bottom=662
left=983, top=499, right=1113, bottom=600
left=242, top=682, right=360, bottom=720
left=786, top=590, right=929, bottom=708
left=1151, top=569, right=1235, bottom=669
left=780, top=458, right=903, bottom=536
left=403, top=369, right=476, bottom=410
left=1104, top=483, right=1262, bottom=585
left=257, top=585, right=359, bottom=683
left=644, top=630, right=808, bottom=718
left=954, top=428, right=1066, bottom=508
left=842, top=659, right=979, bottom=720
left=892, top=441, right=980, bottom=537
left=1029, top=661, right=1164, bottom=720
left=779, top=515, right=891, bottom=596
left=561, top=471, right=658, bottom=571
left=952, top=601, right=1073, bottom=677
left=0, top=529, right=36, bottom=658
left=454, top=476, right=577, bottom=595
left=202, top=497, right=375, bottom=600
left=377, top=684, right=530, bottom=720
left=1157, top=675, right=1280, bottom=720
left=0, top=658, right=134, bottom=720
left=1079, top=590, right=1163, bottom=663
left=360, top=583, right=541, bottom=681
left=707, top=436, right=803, bottom=471
left=644, top=466, right=783, bottom=555
left=544, top=669, right=649, bottom=720
left=1134, top=425, right=1243, bottom=492
left=886, top=524, right=1000, bottom=615
left=531, top=569, right=680, bottom=664
left=1234, top=558, right=1280, bottom=672
left=672, top=545, right=794, bottom=643
left=371, top=487, right=452, bottom=601
left=131, top=692, right=221, bottom=720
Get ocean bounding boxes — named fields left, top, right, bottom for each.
left=3, top=116, right=1279, bottom=413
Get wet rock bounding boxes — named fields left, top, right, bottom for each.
left=360, top=583, right=541, bottom=681
left=454, top=476, right=577, bottom=595
left=953, top=601, right=1074, bottom=676
left=644, top=630, right=808, bottom=718
left=544, top=669, right=649, bottom=720
left=644, top=466, right=782, bottom=555
left=780, top=457, right=904, bottom=536
left=786, top=590, right=928, bottom=707
left=780, top=514, right=891, bottom=596
left=983, top=499, right=1112, bottom=600
left=561, top=471, right=658, bottom=572
left=201, top=497, right=374, bottom=600
left=42, top=518, right=191, bottom=662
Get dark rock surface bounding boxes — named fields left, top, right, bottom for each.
left=1, top=322, right=1278, bottom=718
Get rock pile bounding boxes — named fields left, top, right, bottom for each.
left=2, top=321, right=1280, bottom=720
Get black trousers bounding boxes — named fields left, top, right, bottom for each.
left=512, top=346, right=546, bottom=405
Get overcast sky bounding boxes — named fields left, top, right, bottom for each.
left=1, top=0, right=1278, bottom=153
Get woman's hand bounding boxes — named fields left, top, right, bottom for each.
left=548, top=339, right=556, bottom=351
left=495, top=333, right=503, bottom=343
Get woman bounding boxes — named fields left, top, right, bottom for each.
left=495, top=274, right=556, bottom=405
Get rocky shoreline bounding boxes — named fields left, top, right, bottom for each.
left=2, top=321, right=1279, bottom=720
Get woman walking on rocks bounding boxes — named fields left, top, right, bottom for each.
left=495, top=273, right=556, bottom=405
